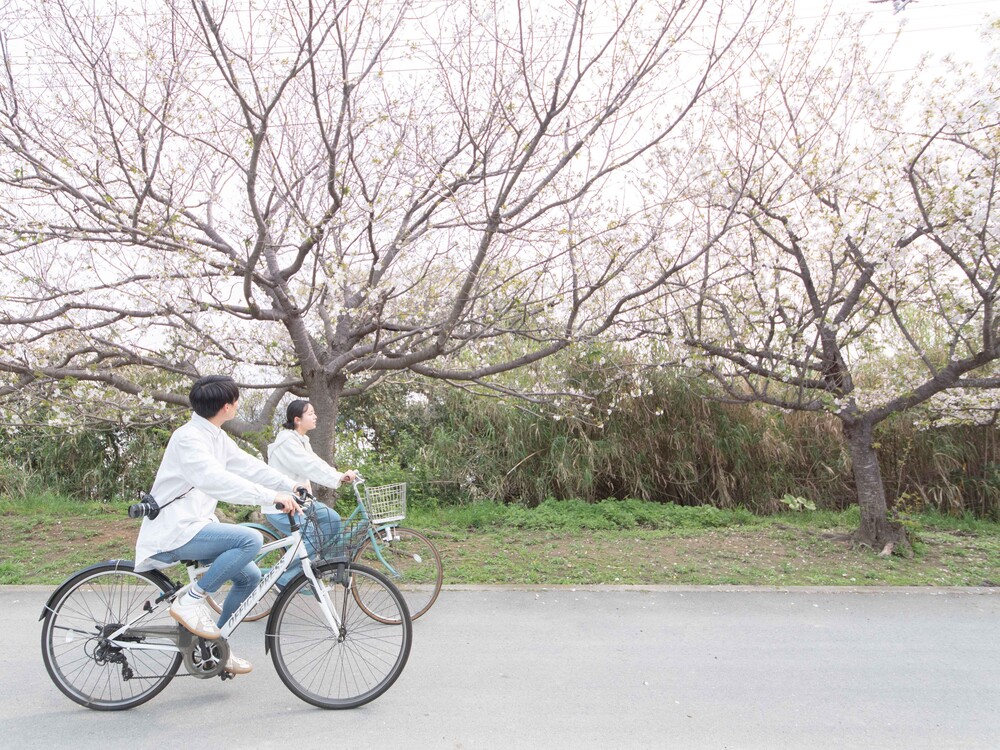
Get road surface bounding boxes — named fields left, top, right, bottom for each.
left=3, top=585, right=998, bottom=749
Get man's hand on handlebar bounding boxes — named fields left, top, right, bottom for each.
left=273, top=491, right=302, bottom=515
left=340, top=470, right=359, bottom=485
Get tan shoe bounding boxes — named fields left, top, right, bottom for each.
left=225, top=651, right=253, bottom=675
left=170, top=592, right=221, bottom=640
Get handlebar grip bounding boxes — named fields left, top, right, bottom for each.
left=274, top=500, right=299, bottom=531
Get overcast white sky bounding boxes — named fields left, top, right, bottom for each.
left=840, top=0, right=997, bottom=72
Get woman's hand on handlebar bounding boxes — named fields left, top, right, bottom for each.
left=340, top=470, right=359, bottom=485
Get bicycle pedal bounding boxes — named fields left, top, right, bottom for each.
left=219, top=671, right=234, bottom=682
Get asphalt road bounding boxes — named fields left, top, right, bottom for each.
left=3, top=585, right=998, bottom=749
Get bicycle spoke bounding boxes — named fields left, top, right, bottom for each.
left=42, top=566, right=182, bottom=710
left=354, top=527, right=442, bottom=620
left=269, top=563, right=411, bottom=709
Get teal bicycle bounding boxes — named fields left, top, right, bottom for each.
left=210, top=477, right=442, bottom=623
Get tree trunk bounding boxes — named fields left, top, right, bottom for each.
left=303, top=374, right=344, bottom=463
left=843, top=418, right=911, bottom=554
left=301, top=371, right=345, bottom=504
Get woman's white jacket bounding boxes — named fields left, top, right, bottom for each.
left=267, top=429, right=346, bottom=490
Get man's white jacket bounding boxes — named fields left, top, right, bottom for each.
left=134, top=414, right=293, bottom=571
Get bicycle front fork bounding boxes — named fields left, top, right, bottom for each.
left=300, top=558, right=348, bottom=636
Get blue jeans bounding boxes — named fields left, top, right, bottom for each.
left=151, top=523, right=263, bottom=628
left=265, top=503, right=342, bottom=588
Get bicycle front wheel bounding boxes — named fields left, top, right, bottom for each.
left=41, top=563, right=181, bottom=710
left=269, top=562, right=412, bottom=709
left=354, top=527, right=443, bottom=621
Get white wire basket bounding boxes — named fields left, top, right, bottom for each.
left=362, top=483, right=407, bottom=524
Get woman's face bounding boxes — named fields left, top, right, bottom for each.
left=296, top=403, right=318, bottom=432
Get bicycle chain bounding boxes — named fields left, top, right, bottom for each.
left=125, top=671, right=230, bottom=680
left=114, top=635, right=233, bottom=682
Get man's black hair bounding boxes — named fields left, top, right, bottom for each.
left=189, top=375, right=240, bottom=419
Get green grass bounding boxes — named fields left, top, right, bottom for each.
left=1, top=493, right=133, bottom=517
left=404, top=496, right=766, bottom=531
left=2, top=494, right=999, bottom=587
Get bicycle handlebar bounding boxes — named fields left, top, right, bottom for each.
left=274, top=486, right=315, bottom=515
left=273, top=475, right=363, bottom=513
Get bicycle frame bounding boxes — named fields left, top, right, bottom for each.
left=102, top=511, right=343, bottom=653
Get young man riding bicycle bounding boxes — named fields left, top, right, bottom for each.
left=134, top=375, right=303, bottom=675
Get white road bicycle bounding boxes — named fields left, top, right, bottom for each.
left=39, top=492, right=412, bottom=710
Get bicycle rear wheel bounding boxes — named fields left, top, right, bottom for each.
left=268, top=562, right=411, bottom=709
left=354, top=527, right=443, bottom=621
left=205, top=524, right=282, bottom=622
left=41, top=563, right=182, bottom=710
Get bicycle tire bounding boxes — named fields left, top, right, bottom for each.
left=205, top=524, right=282, bottom=622
left=41, top=563, right=182, bottom=710
left=268, top=562, right=412, bottom=709
left=353, top=526, right=443, bottom=621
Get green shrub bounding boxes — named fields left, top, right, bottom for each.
left=0, top=421, right=173, bottom=503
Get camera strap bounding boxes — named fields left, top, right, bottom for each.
left=145, top=487, right=193, bottom=515
left=161, top=487, right=193, bottom=510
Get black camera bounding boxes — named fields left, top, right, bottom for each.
left=128, top=492, right=160, bottom=520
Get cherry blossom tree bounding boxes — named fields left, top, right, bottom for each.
left=667, top=15, right=1000, bottom=551
left=0, top=0, right=772, bottom=455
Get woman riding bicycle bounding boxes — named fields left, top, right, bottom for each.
left=265, top=399, right=358, bottom=591
left=134, top=375, right=303, bottom=675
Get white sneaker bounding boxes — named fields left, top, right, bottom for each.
left=170, top=589, right=221, bottom=640
left=225, top=650, right=253, bottom=675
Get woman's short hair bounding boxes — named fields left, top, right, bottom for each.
left=189, top=375, right=240, bottom=419
left=284, top=399, right=310, bottom=429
